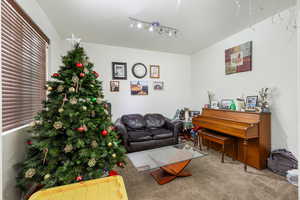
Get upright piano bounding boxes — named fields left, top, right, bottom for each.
left=192, top=108, right=271, bottom=170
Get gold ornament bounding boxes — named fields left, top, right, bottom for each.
left=88, top=158, right=96, bottom=167
left=69, top=87, right=75, bottom=93
left=84, top=67, right=89, bottom=73
left=112, top=153, right=116, bottom=158
left=108, top=142, right=112, bottom=147
left=96, top=97, right=102, bottom=104
left=35, top=120, right=43, bottom=125
left=30, top=121, right=36, bottom=127
left=47, top=86, right=53, bottom=91
left=44, top=174, right=51, bottom=180
left=57, top=85, right=64, bottom=92
left=70, top=97, right=78, bottom=105
left=91, top=140, right=98, bottom=148
left=82, top=106, right=87, bottom=111
left=25, top=168, right=36, bottom=178
left=53, top=121, right=63, bottom=129
left=72, top=75, right=79, bottom=83
left=64, top=144, right=73, bottom=153
left=58, top=108, right=64, bottom=113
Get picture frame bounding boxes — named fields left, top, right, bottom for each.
left=130, top=81, right=148, bottom=95
left=112, top=62, right=127, bottom=80
left=211, top=100, right=219, bottom=109
left=220, top=99, right=234, bottom=110
left=153, top=81, right=164, bottom=90
left=110, top=81, right=119, bottom=92
left=150, top=65, right=160, bottom=78
left=246, top=96, right=258, bottom=110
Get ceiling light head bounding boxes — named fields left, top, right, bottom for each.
left=148, top=25, right=154, bottom=32
left=129, top=23, right=134, bottom=28
left=137, top=22, right=143, bottom=29
left=168, top=31, right=172, bottom=37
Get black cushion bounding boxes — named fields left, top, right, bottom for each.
left=128, top=135, right=152, bottom=142
left=149, top=128, right=173, bottom=139
left=121, top=114, right=145, bottom=130
left=144, top=114, right=165, bottom=129
left=128, top=130, right=152, bottom=141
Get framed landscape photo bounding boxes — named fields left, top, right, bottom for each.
left=112, top=62, right=127, bottom=80
left=150, top=65, right=160, bottom=78
left=246, top=96, right=258, bottom=110
left=130, top=81, right=148, bottom=95
left=220, top=99, right=234, bottom=110
left=153, top=81, right=164, bottom=90
left=110, top=81, right=119, bottom=92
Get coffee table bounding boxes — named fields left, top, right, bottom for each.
left=127, top=143, right=207, bottom=185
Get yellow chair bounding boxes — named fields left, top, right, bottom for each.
left=29, top=175, right=128, bottom=200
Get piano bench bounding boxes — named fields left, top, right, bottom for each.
left=199, top=130, right=236, bottom=163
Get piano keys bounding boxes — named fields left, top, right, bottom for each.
left=192, top=108, right=271, bottom=170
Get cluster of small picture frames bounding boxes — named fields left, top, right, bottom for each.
left=110, top=62, right=164, bottom=95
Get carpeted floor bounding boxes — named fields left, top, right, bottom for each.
left=118, top=150, right=298, bottom=200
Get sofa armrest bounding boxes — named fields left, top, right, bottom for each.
left=165, top=119, right=183, bottom=139
left=115, top=119, right=128, bottom=144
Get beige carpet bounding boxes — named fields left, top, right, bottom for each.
left=118, top=150, right=297, bottom=200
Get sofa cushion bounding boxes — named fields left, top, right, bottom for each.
left=144, top=114, right=166, bottom=129
left=127, top=130, right=152, bottom=142
left=149, top=128, right=173, bottom=140
left=121, top=114, right=145, bottom=130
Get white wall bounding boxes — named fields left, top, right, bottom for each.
left=61, top=42, right=191, bottom=121
left=2, top=1, right=62, bottom=200
left=191, top=9, right=298, bottom=156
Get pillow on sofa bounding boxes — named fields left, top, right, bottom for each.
left=121, top=114, right=145, bottom=130
left=144, top=114, right=166, bottom=129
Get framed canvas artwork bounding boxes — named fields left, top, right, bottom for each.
left=130, top=81, right=148, bottom=95
left=150, top=65, right=160, bottom=78
left=153, top=81, right=164, bottom=90
left=110, top=81, right=119, bottom=92
left=112, top=62, right=127, bottom=80
left=225, top=41, right=252, bottom=75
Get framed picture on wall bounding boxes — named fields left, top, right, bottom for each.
left=150, top=65, right=160, bottom=78
left=110, top=81, right=120, bottom=92
left=153, top=81, right=164, bottom=90
left=130, top=81, right=148, bottom=95
left=112, top=62, right=127, bottom=80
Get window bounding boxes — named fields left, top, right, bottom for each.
left=1, top=0, right=50, bottom=132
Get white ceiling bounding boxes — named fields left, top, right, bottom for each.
left=36, top=0, right=296, bottom=54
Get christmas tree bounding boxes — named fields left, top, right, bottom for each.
left=16, top=40, right=126, bottom=192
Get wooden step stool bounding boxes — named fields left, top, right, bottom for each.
left=199, top=129, right=236, bottom=163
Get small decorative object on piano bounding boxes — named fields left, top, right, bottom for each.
left=245, top=96, right=258, bottom=112
left=207, top=90, right=215, bottom=108
left=220, top=99, right=234, bottom=110
left=258, top=87, right=271, bottom=112
left=236, top=98, right=245, bottom=111
left=211, top=100, right=219, bottom=109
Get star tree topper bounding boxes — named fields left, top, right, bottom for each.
left=66, top=34, right=82, bottom=46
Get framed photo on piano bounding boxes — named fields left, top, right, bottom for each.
left=246, top=96, right=258, bottom=111
left=220, top=99, right=234, bottom=110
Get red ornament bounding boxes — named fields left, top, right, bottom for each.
left=76, top=63, right=83, bottom=68
left=92, top=71, right=99, bottom=78
left=117, top=162, right=125, bottom=168
left=109, top=170, right=118, bottom=176
left=77, top=126, right=85, bottom=132
left=79, top=73, right=85, bottom=77
left=52, top=73, right=60, bottom=77
left=27, top=140, right=32, bottom=145
left=76, top=176, right=83, bottom=181
left=101, top=130, right=108, bottom=136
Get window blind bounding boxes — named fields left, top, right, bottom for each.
left=1, top=0, right=49, bottom=132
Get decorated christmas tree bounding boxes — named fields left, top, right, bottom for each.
left=16, top=38, right=126, bottom=192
